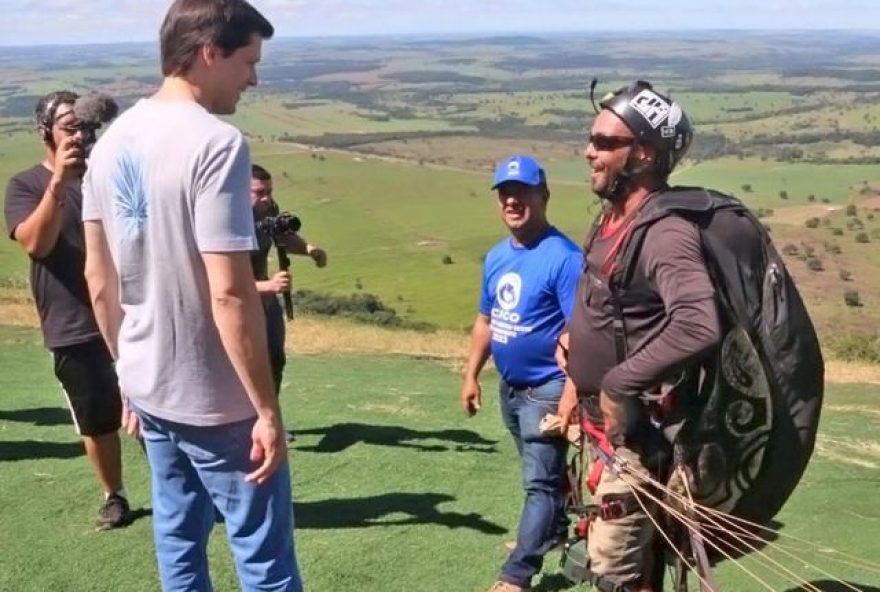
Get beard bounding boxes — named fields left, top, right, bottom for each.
left=593, top=170, right=629, bottom=202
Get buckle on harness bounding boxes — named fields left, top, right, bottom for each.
left=599, top=499, right=627, bottom=521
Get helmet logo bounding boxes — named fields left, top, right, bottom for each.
left=629, top=89, right=671, bottom=129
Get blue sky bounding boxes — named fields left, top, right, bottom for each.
left=2, top=0, right=879, bottom=46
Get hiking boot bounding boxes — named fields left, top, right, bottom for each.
left=487, top=581, right=530, bottom=592
left=95, top=493, right=131, bottom=530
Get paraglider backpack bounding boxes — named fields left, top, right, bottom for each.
left=597, top=186, right=824, bottom=525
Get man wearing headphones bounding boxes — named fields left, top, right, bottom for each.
left=3, top=91, right=130, bottom=530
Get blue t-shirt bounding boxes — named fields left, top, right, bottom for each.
left=479, top=226, right=583, bottom=386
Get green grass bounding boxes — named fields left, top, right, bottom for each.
left=1, top=325, right=879, bottom=591
left=211, top=145, right=597, bottom=330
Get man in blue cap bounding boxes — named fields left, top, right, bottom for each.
left=461, top=155, right=583, bottom=592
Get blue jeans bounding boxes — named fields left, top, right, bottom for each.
left=498, top=378, right=569, bottom=587
left=138, top=410, right=303, bottom=592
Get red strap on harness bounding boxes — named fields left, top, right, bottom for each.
left=580, top=414, right=614, bottom=495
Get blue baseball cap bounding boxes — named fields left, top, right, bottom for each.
left=491, top=154, right=546, bottom=189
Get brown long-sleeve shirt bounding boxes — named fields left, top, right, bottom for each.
left=567, top=215, right=721, bottom=402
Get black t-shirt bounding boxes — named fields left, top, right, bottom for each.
left=250, top=207, right=273, bottom=282
left=4, top=165, right=101, bottom=349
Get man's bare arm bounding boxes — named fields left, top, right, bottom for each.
left=83, top=220, right=123, bottom=359
left=12, top=138, right=84, bottom=258
left=460, top=313, right=492, bottom=416
left=280, top=232, right=327, bottom=267
left=202, top=251, right=285, bottom=484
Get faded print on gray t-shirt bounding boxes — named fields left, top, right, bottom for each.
left=82, top=99, right=258, bottom=426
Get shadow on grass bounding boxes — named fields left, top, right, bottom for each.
left=782, top=583, right=880, bottom=592
left=706, top=519, right=784, bottom=563
left=0, top=439, right=82, bottom=461
left=0, top=406, right=71, bottom=427
left=294, top=422, right=498, bottom=454
left=532, top=573, right=576, bottom=592
left=295, top=492, right=507, bottom=534
left=127, top=507, right=153, bottom=527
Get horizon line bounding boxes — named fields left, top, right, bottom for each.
left=2, top=26, right=879, bottom=49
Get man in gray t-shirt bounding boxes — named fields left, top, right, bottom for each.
left=81, top=1, right=302, bottom=590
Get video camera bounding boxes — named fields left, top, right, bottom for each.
left=255, top=210, right=302, bottom=322
left=255, top=211, right=302, bottom=239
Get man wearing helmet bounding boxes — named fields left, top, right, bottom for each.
left=556, top=81, right=721, bottom=591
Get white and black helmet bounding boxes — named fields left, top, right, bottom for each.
left=599, top=80, right=693, bottom=177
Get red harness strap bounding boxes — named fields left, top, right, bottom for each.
left=580, top=413, right=614, bottom=495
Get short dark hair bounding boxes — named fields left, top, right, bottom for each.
left=34, top=90, right=79, bottom=145
left=160, top=0, right=274, bottom=77
left=251, top=163, right=271, bottom=181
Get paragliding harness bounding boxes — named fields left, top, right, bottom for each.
left=560, top=186, right=824, bottom=591
left=561, top=421, right=656, bottom=592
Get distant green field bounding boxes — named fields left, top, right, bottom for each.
left=444, top=91, right=588, bottom=126
left=674, top=90, right=817, bottom=123
left=5, top=32, right=880, bottom=334
left=5, top=137, right=880, bottom=331
left=674, top=158, right=880, bottom=205
left=545, top=157, right=880, bottom=206
left=230, top=98, right=473, bottom=139
left=1, top=326, right=878, bottom=592
left=245, top=145, right=597, bottom=330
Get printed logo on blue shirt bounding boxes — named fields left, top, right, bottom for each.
left=496, top=272, right=521, bottom=311
left=491, top=272, right=531, bottom=343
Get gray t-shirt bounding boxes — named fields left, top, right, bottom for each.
left=567, top=215, right=720, bottom=401
left=82, top=98, right=258, bottom=426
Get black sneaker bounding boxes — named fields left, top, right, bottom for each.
left=95, top=493, right=131, bottom=531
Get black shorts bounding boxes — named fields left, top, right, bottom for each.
left=53, top=338, right=122, bottom=437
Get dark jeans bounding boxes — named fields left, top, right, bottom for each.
left=263, top=296, right=286, bottom=396
left=498, top=377, right=569, bottom=587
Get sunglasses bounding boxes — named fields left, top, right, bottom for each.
left=587, top=133, right=635, bottom=151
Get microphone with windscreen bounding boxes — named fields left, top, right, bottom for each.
left=71, top=92, right=119, bottom=153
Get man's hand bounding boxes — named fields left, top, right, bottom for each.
left=266, top=270, right=291, bottom=294
left=557, top=378, right=578, bottom=429
left=246, top=413, right=287, bottom=484
left=555, top=332, right=570, bottom=375
left=460, top=376, right=482, bottom=416
left=52, top=136, right=86, bottom=186
left=307, top=245, right=327, bottom=268
left=120, top=398, right=142, bottom=440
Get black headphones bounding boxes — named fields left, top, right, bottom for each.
left=36, top=97, right=62, bottom=145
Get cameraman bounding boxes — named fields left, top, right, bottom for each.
left=3, top=91, right=130, bottom=529
left=251, top=164, right=327, bottom=395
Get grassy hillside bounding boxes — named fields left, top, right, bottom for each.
left=0, top=325, right=878, bottom=591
